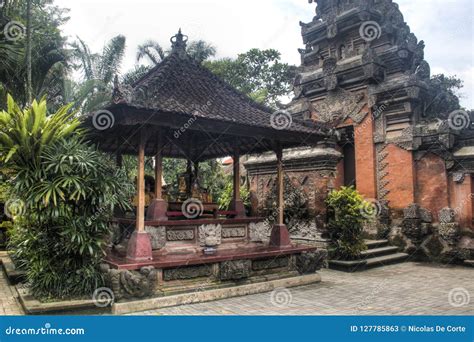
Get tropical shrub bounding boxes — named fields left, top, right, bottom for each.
left=325, top=186, right=368, bottom=260
left=0, top=94, right=81, bottom=168
left=9, top=137, right=133, bottom=299
left=1, top=95, right=132, bottom=299
left=218, top=178, right=250, bottom=211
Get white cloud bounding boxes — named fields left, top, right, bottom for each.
left=55, top=0, right=473, bottom=109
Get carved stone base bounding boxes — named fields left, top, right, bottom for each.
left=146, top=199, right=168, bottom=221
left=269, top=224, right=291, bottom=247
left=296, top=250, right=328, bottom=274
left=126, top=231, right=153, bottom=261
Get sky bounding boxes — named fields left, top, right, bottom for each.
left=55, top=0, right=474, bottom=109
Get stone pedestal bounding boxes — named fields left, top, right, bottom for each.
left=230, top=199, right=246, bottom=218
left=127, top=231, right=153, bottom=261
left=269, top=224, right=291, bottom=247
left=146, top=199, right=168, bottom=221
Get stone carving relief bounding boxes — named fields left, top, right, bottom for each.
left=163, top=265, right=213, bottom=281
left=249, top=221, right=272, bottom=243
left=311, top=88, right=367, bottom=125
left=102, top=264, right=158, bottom=300
left=295, top=250, right=328, bottom=274
left=219, top=260, right=251, bottom=281
left=166, top=229, right=195, bottom=241
left=198, top=224, right=222, bottom=246
left=222, top=227, right=246, bottom=239
left=145, top=226, right=166, bottom=250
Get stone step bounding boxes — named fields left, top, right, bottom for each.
left=360, top=246, right=399, bottom=259
left=463, top=260, right=474, bottom=267
left=327, top=259, right=367, bottom=272
left=364, top=239, right=389, bottom=249
left=365, top=253, right=409, bottom=268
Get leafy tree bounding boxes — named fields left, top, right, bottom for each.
left=204, top=49, right=296, bottom=107
left=69, top=35, right=126, bottom=113
left=218, top=179, right=250, bottom=211
left=136, top=38, right=216, bottom=66
left=425, top=74, right=464, bottom=119
left=0, top=0, right=70, bottom=108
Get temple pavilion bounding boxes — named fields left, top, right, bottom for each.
left=85, top=30, right=330, bottom=297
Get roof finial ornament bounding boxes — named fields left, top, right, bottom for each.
left=170, top=28, right=188, bottom=56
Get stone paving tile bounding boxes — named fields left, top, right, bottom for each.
left=0, top=265, right=23, bottom=315
left=131, top=262, right=473, bottom=316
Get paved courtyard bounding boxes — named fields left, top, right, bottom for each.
left=133, top=262, right=473, bottom=316
left=0, top=262, right=472, bottom=316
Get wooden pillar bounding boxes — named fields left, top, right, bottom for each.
left=230, top=148, right=246, bottom=217
left=269, top=142, right=291, bottom=247
left=136, top=137, right=146, bottom=231
left=146, top=132, right=168, bottom=221
left=276, top=146, right=284, bottom=226
left=127, top=133, right=153, bottom=261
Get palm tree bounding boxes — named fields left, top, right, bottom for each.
left=136, top=40, right=165, bottom=65
left=135, top=38, right=216, bottom=65
left=70, top=35, right=126, bottom=113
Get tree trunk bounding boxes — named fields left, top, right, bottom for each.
left=25, top=0, right=32, bottom=104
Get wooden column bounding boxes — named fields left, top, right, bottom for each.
left=231, top=148, right=246, bottom=218
left=127, top=133, right=153, bottom=261
left=146, top=132, right=168, bottom=221
left=276, top=146, right=284, bottom=226
left=269, top=142, right=291, bottom=247
left=136, top=137, right=146, bottom=231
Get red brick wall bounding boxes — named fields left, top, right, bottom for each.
left=353, top=107, right=377, bottom=199
left=415, top=153, right=449, bottom=221
left=385, top=144, right=416, bottom=213
left=448, top=174, right=473, bottom=229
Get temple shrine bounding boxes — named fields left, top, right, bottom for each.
left=86, top=30, right=328, bottom=299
